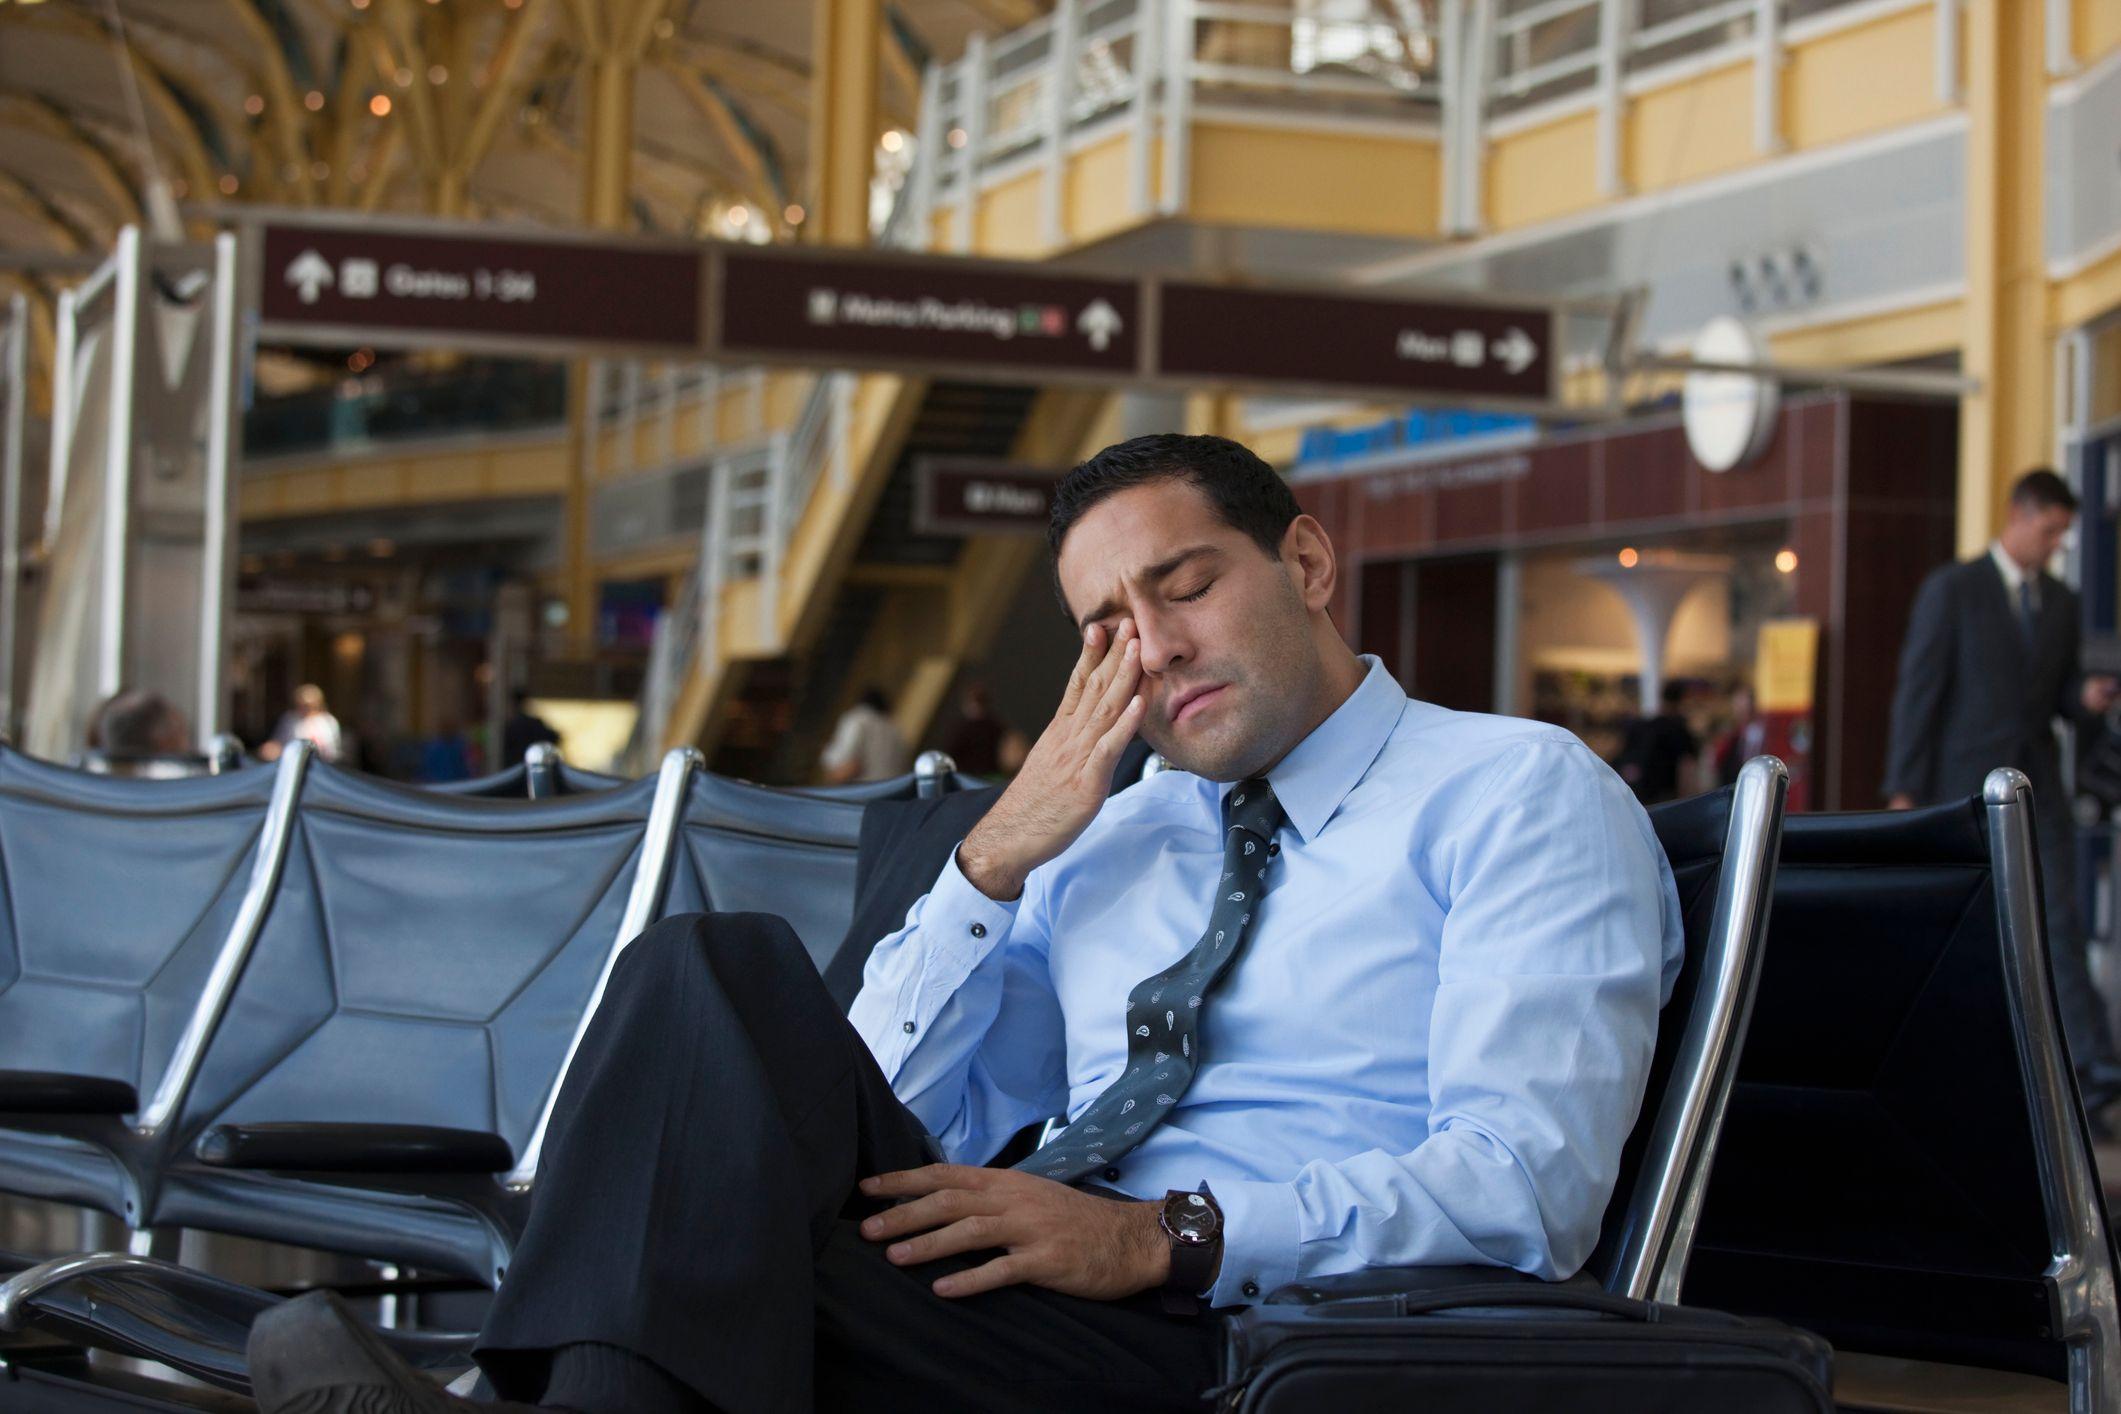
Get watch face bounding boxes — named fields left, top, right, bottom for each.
left=1161, top=1191, right=1220, bottom=1246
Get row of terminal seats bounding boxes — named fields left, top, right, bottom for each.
left=0, top=742, right=2113, bottom=1412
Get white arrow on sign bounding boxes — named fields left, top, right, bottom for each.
left=285, top=249, right=335, bottom=305
left=1078, top=298, right=1123, bottom=352
left=1492, top=326, right=1538, bottom=375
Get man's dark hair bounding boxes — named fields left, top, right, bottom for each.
left=859, top=687, right=890, bottom=713
left=1047, top=434, right=1301, bottom=566
left=2011, top=468, right=2079, bottom=514
left=90, top=689, right=184, bottom=756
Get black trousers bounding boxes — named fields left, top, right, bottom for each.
left=2034, top=784, right=2119, bottom=1073
left=476, top=913, right=1222, bottom=1414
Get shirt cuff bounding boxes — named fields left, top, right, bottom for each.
left=1207, top=1177, right=1302, bottom=1307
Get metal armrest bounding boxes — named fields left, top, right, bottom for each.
left=0, top=1250, right=473, bottom=1394
left=196, top=1122, right=513, bottom=1174
left=0, top=1069, right=139, bottom=1115
left=1267, top=1264, right=1545, bottom=1307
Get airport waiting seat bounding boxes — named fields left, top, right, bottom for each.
left=128, top=750, right=696, bottom=1289
left=426, top=743, right=624, bottom=801
left=1681, top=767, right=2119, bottom=1410
left=662, top=750, right=973, bottom=975
left=0, top=742, right=310, bottom=1230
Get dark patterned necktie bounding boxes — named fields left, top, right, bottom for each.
left=1023, top=778, right=1287, bottom=1184
left=2019, top=579, right=2039, bottom=647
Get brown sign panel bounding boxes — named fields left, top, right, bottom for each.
left=1157, top=282, right=1557, bottom=404
left=257, top=223, right=704, bottom=352
left=912, top=457, right=1065, bottom=536
left=717, top=248, right=1140, bottom=379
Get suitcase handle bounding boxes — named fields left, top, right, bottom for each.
left=1389, top=1282, right=1661, bottom=1323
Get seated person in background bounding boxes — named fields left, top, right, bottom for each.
left=820, top=687, right=912, bottom=784
left=250, top=433, right=1682, bottom=1414
left=85, top=689, right=191, bottom=776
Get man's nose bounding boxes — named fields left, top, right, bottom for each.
left=1134, top=613, right=1189, bottom=674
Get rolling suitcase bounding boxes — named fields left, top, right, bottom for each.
left=1215, top=1282, right=1833, bottom=1413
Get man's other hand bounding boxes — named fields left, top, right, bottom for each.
left=957, top=621, right=1146, bottom=901
left=858, top=1164, right=1168, bottom=1301
left=2085, top=675, right=2120, bottom=715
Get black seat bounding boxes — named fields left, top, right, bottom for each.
left=426, top=743, right=623, bottom=800
left=0, top=742, right=305, bottom=1229
left=136, top=751, right=690, bottom=1285
left=1681, top=767, right=2119, bottom=1407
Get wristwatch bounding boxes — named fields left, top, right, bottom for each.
left=1157, top=1187, right=1224, bottom=1315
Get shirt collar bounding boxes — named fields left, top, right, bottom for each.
left=1990, top=542, right=2034, bottom=596
left=1222, top=655, right=1406, bottom=845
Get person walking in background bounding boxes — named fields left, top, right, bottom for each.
left=1884, top=468, right=2121, bottom=1123
left=1616, top=681, right=1698, bottom=806
left=821, top=687, right=911, bottom=784
left=942, top=681, right=1030, bottom=777
left=1711, top=684, right=1767, bottom=789
left=501, top=690, right=561, bottom=767
left=261, top=683, right=344, bottom=764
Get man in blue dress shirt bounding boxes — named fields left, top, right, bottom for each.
left=251, top=433, right=1682, bottom=1414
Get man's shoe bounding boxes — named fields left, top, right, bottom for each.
left=248, top=1290, right=540, bottom=1414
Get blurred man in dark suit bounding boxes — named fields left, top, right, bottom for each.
left=1885, top=469, right=2121, bottom=1118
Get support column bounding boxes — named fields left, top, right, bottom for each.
left=561, top=4, right=652, bottom=655
left=1959, top=0, right=2051, bottom=556
left=810, top=0, right=883, bottom=247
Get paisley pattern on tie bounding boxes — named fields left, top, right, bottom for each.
left=1021, top=778, right=1287, bottom=1184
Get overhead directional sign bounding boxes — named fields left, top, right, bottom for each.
left=912, top=457, right=1065, bottom=536
left=1157, top=282, right=1557, bottom=404
left=256, top=220, right=706, bottom=354
left=715, top=246, right=1141, bottom=380
left=244, top=215, right=1577, bottom=411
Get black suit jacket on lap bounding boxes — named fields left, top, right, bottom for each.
left=1883, top=554, right=2085, bottom=806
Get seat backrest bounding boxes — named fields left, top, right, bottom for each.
left=0, top=745, right=289, bottom=1111
left=660, top=772, right=874, bottom=973
left=1680, top=775, right=2113, bottom=1388
left=163, top=759, right=673, bottom=1184
left=1585, top=755, right=1786, bottom=1300
left=425, top=762, right=532, bottom=798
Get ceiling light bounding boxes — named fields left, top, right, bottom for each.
left=784, top=203, right=805, bottom=225
left=305, top=90, right=325, bottom=111
left=1617, top=547, right=1639, bottom=568
left=428, top=64, right=447, bottom=84
left=370, top=94, right=392, bottom=116
left=880, top=130, right=904, bottom=153
left=217, top=173, right=239, bottom=194
left=244, top=94, right=265, bottom=115
left=1775, top=548, right=1798, bottom=574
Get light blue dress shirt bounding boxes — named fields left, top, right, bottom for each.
left=849, top=656, right=1683, bottom=1308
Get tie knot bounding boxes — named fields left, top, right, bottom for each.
left=1224, top=778, right=1285, bottom=842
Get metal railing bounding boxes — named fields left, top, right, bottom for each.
left=907, top=0, right=1446, bottom=251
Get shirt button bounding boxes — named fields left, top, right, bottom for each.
left=1267, top=842, right=1280, bottom=856
left=969, top=922, right=987, bottom=939
left=901, top=1021, right=916, bottom=1034
left=1102, top=1166, right=1120, bottom=1182
left=1242, top=1280, right=1260, bottom=1298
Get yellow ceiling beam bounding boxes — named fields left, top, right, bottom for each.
left=5, top=5, right=218, bottom=209
left=661, top=62, right=785, bottom=218
left=221, top=0, right=317, bottom=204
left=809, top=0, right=882, bottom=245
left=0, top=95, right=142, bottom=227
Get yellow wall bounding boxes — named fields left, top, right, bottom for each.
left=1625, top=60, right=1755, bottom=192
left=1782, top=3, right=1950, bottom=150
left=1064, top=131, right=1155, bottom=246
left=2075, top=0, right=2121, bottom=66
left=1486, top=111, right=1601, bottom=229
left=974, top=168, right=1045, bottom=258
left=241, top=435, right=569, bottom=519
left=1188, top=123, right=1441, bottom=238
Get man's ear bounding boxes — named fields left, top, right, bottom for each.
left=1281, top=514, right=1338, bottom=614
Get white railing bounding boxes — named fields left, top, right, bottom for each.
left=905, top=0, right=1446, bottom=251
